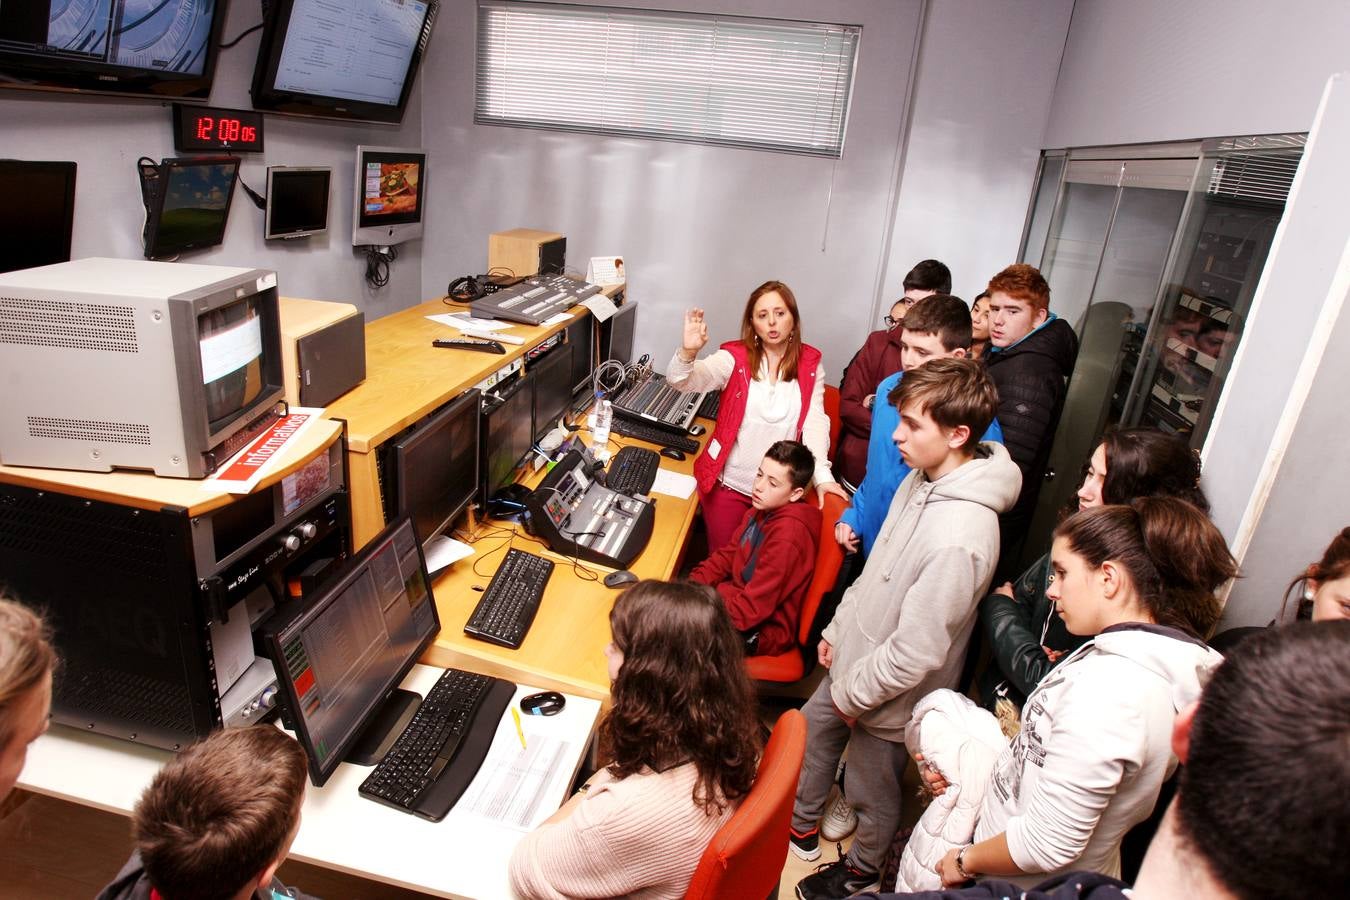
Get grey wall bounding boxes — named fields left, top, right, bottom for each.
left=0, top=1, right=425, bottom=318
left=1044, top=0, right=1350, bottom=147
left=419, top=0, right=1071, bottom=377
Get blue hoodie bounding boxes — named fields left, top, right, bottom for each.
left=838, top=369, right=1003, bottom=556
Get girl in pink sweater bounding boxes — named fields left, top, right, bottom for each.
left=510, top=581, right=763, bottom=899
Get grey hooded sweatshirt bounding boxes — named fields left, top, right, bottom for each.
left=823, top=441, right=1021, bottom=740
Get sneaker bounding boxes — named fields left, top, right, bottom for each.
left=819, top=789, right=858, bottom=841
left=788, top=825, right=821, bottom=862
left=795, top=856, right=879, bottom=900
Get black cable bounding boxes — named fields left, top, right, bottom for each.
left=235, top=171, right=266, bottom=211
left=364, top=245, right=398, bottom=289
left=219, top=23, right=265, bottom=49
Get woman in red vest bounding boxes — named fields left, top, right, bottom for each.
left=667, top=280, right=846, bottom=553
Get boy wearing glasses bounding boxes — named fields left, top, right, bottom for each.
left=836, top=259, right=951, bottom=489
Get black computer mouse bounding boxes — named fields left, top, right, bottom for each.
left=603, top=569, right=640, bottom=588
left=688, top=424, right=707, bottom=436
left=659, top=446, right=686, bottom=461
left=520, top=691, right=566, bottom=716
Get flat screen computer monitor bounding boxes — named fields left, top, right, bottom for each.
left=265, top=167, right=331, bottom=240
left=565, top=315, right=596, bottom=402
left=0, top=160, right=75, bottom=275
left=143, top=157, right=240, bottom=260
left=352, top=146, right=427, bottom=247
left=262, top=515, right=439, bottom=787
left=386, top=389, right=480, bottom=548
left=532, top=345, right=574, bottom=440
left=480, top=375, right=535, bottom=505
left=601, top=302, right=637, bottom=365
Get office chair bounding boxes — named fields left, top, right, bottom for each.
left=823, top=384, right=843, bottom=460
left=746, top=493, right=847, bottom=686
left=683, top=709, right=807, bottom=900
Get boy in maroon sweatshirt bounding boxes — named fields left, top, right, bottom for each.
left=690, top=440, right=822, bottom=656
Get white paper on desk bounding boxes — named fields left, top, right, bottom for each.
left=208, top=408, right=325, bottom=494
left=423, top=535, right=473, bottom=572
left=459, top=734, right=572, bottom=831
left=651, top=469, right=697, bottom=499
left=425, top=312, right=514, bottom=332
left=579, top=293, right=619, bottom=322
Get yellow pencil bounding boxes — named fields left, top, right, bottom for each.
left=511, top=705, right=527, bottom=749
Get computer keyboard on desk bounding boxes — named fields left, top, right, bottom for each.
left=696, top=389, right=721, bottom=421
left=606, top=445, right=661, bottom=496
left=464, top=548, right=555, bottom=649
left=611, top=418, right=700, bottom=455
left=358, top=667, right=516, bottom=821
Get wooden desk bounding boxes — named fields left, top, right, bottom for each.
left=324, top=289, right=620, bottom=549
left=20, top=665, right=602, bottom=900
left=422, top=428, right=708, bottom=701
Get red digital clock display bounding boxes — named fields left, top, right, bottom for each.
left=172, top=104, right=265, bottom=152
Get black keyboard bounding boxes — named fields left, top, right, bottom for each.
left=696, top=389, right=722, bottom=421
left=358, top=668, right=516, bottom=821
left=607, top=445, right=661, bottom=495
left=611, top=418, right=701, bottom=455
left=464, top=548, right=555, bottom=648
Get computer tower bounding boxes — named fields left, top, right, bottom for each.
left=488, top=228, right=565, bottom=278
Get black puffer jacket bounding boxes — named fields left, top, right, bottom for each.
left=984, top=317, right=1078, bottom=571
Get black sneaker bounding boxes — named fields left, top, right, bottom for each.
left=795, top=855, right=879, bottom=900
left=788, top=825, right=821, bottom=861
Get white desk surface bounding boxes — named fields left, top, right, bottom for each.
left=20, top=664, right=602, bottom=900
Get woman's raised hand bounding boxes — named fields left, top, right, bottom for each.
left=682, top=308, right=709, bottom=357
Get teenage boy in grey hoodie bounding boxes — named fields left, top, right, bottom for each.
left=790, top=358, right=1021, bottom=900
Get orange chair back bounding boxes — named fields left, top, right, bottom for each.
left=823, top=384, right=843, bottom=459
left=683, top=710, right=808, bottom=900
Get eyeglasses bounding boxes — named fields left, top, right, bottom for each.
left=883, top=315, right=900, bottom=328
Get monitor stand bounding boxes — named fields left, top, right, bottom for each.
left=345, top=688, right=422, bottom=766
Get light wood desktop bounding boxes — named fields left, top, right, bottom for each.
left=20, top=665, right=602, bottom=900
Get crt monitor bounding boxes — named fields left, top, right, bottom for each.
left=142, top=157, right=240, bottom=260
left=601, top=302, right=637, bottom=365
left=480, top=375, right=535, bottom=505
left=262, top=515, right=440, bottom=787
left=251, top=0, right=439, bottom=125
left=385, top=388, right=481, bottom=549
left=352, top=146, right=427, bottom=247
left=0, top=159, right=75, bottom=274
left=265, top=167, right=332, bottom=240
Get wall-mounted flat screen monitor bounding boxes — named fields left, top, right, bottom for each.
left=0, top=2, right=226, bottom=100
left=251, top=0, right=439, bottom=124
left=265, top=167, right=331, bottom=240
left=0, top=160, right=75, bottom=274
left=352, top=146, right=426, bottom=247
left=142, top=157, right=240, bottom=260
left=262, top=515, right=439, bottom=786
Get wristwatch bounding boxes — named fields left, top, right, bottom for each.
left=955, top=845, right=974, bottom=880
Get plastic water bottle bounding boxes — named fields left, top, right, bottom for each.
left=592, top=393, right=613, bottom=461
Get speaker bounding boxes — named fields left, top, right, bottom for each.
left=489, top=228, right=566, bottom=278
left=278, top=297, right=366, bottom=408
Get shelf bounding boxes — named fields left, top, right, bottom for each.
left=1164, top=337, right=1219, bottom=373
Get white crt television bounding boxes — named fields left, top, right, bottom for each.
left=0, top=258, right=286, bottom=477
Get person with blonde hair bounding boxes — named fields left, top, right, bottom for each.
left=0, top=595, right=55, bottom=800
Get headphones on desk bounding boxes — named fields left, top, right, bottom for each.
left=446, top=275, right=487, bottom=303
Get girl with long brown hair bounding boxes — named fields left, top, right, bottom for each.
left=510, top=580, right=762, bottom=899
left=931, top=497, right=1237, bottom=888
left=669, top=281, right=846, bottom=552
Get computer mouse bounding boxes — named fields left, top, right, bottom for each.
left=520, top=691, right=566, bottom=716
left=688, top=424, right=707, bottom=436
left=603, top=569, right=640, bottom=588
left=659, top=446, right=686, bottom=461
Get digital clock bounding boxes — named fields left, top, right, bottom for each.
left=172, top=104, right=266, bottom=153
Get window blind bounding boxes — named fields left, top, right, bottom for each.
left=475, top=2, right=860, bottom=157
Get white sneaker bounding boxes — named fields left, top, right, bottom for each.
left=819, top=789, right=858, bottom=841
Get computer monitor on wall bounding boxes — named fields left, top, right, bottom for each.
left=352, top=146, right=427, bottom=247
left=0, top=160, right=75, bottom=274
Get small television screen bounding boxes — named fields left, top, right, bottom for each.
left=352, top=146, right=427, bottom=247
left=0, top=160, right=75, bottom=274
left=143, top=157, right=239, bottom=260
left=251, top=0, right=439, bottom=125
left=0, top=2, right=226, bottom=100
left=198, top=294, right=270, bottom=432
left=481, top=376, right=534, bottom=503
left=265, top=167, right=331, bottom=240
left=389, top=389, right=481, bottom=548
left=262, top=515, right=439, bottom=786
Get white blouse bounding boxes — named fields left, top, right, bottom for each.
left=666, top=348, right=835, bottom=493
